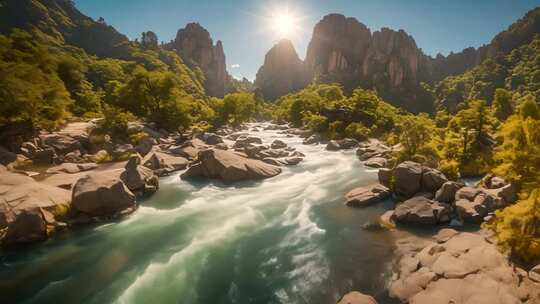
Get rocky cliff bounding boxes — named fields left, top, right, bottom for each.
left=172, top=23, right=230, bottom=97
left=255, top=9, right=540, bottom=112
left=254, top=39, right=310, bottom=101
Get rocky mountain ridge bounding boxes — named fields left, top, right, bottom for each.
left=167, top=22, right=231, bottom=97
left=255, top=8, right=540, bottom=112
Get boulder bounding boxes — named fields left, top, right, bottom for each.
left=303, top=134, right=321, bottom=145
left=326, top=140, right=341, bottom=151
left=485, top=183, right=518, bottom=205
left=2, top=208, right=49, bottom=245
left=378, top=168, right=392, bottom=188
left=40, top=133, right=81, bottom=155
left=72, top=171, right=136, bottom=216
left=337, top=291, right=378, bottom=304
left=489, top=176, right=507, bottom=189
left=134, top=137, right=156, bottom=157
left=364, top=157, right=387, bottom=168
left=0, top=171, right=71, bottom=245
left=33, top=147, right=56, bottom=164
left=434, top=181, right=464, bottom=204
left=120, top=156, right=159, bottom=196
left=394, top=161, right=423, bottom=199
left=455, top=186, right=482, bottom=201
left=46, top=163, right=97, bottom=174
left=394, top=196, right=451, bottom=225
left=196, top=132, right=224, bottom=145
left=0, top=146, right=17, bottom=165
left=169, top=138, right=208, bottom=160
left=421, top=168, right=448, bottom=192
left=270, top=139, right=287, bottom=149
left=530, top=265, right=540, bottom=283
left=233, top=136, right=263, bottom=149
left=181, top=149, right=281, bottom=183
left=326, top=138, right=358, bottom=151
left=63, top=150, right=83, bottom=163
left=214, top=143, right=229, bottom=150
left=345, top=184, right=391, bottom=207
left=337, top=138, right=359, bottom=149
left=143, top=152, right=188, bottom=176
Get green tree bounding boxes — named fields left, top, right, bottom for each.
left=492, top=88, right=513, bottom=121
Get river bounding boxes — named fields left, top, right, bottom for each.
left=1, top=123, right=399, bottom=304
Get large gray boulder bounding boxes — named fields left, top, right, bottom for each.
left=337, top=291, right=378, bottom=304
left=143, top=152, right=188, bottom=176
left=345, top=184, right=391, bottom=207
left=270, top=139, right=287, bottom=149
left=39, top=133, right=81, bottom=155
left=421, top=167, right=448, bottom=192
left=394, top=161, right=423, bottom=199
left=364, top=157, right=387, bottom=168
left=394, top=196, right=451, bottom=225
left=181, top=149, right=281, bottom=183
left=303, top=134, right=321, bottom=145
left=120, top=156, right=159, bottom=196
left=196, top=132, right=224, bottom=145
left=233, top=136, right=263, bottom=149
left=434, top=181, right=464, bottom=203
left=72, top=171, right=136, bottom=216
left=168, top=138, right=208, bottom=160
left=378, top=168, right=393, bottom=188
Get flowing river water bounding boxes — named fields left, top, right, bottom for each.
left=1, top=123, right=400, bottom=304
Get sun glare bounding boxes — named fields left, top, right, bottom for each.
left=274, top=11, right=296, bottom=36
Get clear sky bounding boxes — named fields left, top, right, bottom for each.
left=75, top=0, right=540, bottom=81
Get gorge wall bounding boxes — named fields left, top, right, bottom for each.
left=255, top=9, right=540, bottom=112
left=170, top=23, right=231, bottom=97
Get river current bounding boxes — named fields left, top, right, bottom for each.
left=1, top=123, right=398, bottom=304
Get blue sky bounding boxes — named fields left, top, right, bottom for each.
left=75, top=0, right=540, bottom=81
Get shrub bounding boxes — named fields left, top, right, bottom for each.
left=303, top=114, right=327, bottom=133
left=485, top=190, right=540, bottom=262
left=345, top=122, right=369, bottom=141
left=328, top=121, right=346, bottom=139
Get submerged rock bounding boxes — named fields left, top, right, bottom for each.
left=181, top=149, right=281, bottom=183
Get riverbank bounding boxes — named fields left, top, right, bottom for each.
left=2, top=121, right=539, bottom=304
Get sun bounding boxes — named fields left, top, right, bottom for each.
left=274, top=11, right=296, bottom=36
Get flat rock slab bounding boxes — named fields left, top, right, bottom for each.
left=345, top=183, right=390, bottom=207
left=181, top=149, right=281, bottom=183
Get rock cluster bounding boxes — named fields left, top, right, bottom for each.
left=390, top=230, right=540, bottom=303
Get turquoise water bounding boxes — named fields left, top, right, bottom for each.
left=1, top=124, right=398, bottom=304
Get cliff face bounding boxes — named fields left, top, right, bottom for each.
left=305, top=14, right=371, bottom=75
left=257, top=9, right=540, bottom=112
left=254, top=39, right=310, bottom=101
left=173, top=23, right=230, bottom=97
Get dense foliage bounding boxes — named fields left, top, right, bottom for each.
left=272, top=84, right=405, bottom=141
left=432, top=35, right=540, bottom=113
